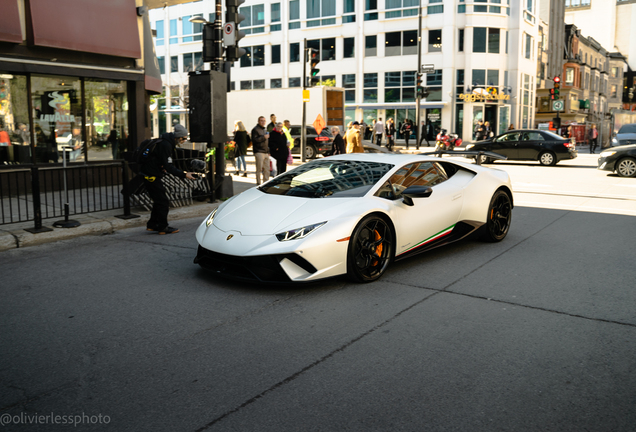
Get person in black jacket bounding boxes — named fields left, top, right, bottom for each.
left=251, top=116, right=270, bottom=185
left=269, top=122, right=289, bottom=176
left=330, top=126, right=345, bottom=155
left=140, top=124, right=196, bottom=234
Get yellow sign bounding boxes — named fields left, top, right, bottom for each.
left=303, top=90, right=310, bottom=102
left=459, top=92, right=510, bottom=102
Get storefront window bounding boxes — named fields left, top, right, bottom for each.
left=85, top=79, right=128, bottom=160
left=31, top=75, right=82, bottom=163
left=0, top=73, right=31, bottom=164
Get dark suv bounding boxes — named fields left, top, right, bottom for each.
left=288, top=125, right=334, bottom=159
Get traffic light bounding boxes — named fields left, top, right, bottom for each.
left=225, top=0, right=246, bottom=62
left=553, top=76, right=561, bottom=99
left=549, top=88, right=556, bottom=100
left=552, top=117, right=561, bottom=130
left=416, top=73, right=424, bottom=98
left=308, top=48, right=320, bottom=86
left=202, top=24, right=222, bottom=62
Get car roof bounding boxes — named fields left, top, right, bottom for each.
left=320, top=153, right=480, bottom=169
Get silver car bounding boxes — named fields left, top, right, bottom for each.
left=612, top=124, right=636, bottom=147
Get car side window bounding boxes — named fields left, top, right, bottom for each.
left=497, top=133, right=519, bottom=142
left=375, top=162, right=447, bottom=200
left=524, top=132, right=545, bottom=141
left=290, top=127, right=301, bottom=135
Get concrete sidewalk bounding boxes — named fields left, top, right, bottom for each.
left=0, top=156, right=278, bottom=252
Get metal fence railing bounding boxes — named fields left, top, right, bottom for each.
left=0, top=154, right=215, bottom=231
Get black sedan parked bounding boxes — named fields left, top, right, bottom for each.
left=288, top=125, right=333, bottom=159
left=598, top=144, right=636, bottom=177
left=465, top=129, right=578, bottom=165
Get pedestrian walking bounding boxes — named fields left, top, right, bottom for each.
left=588, top=124, right=599, bottom=153
left=475, top=120, right=486, bottom=141
left=385, top=118, right=396, bottom=151
left=251, top=116, right=270, bottom=185
left=401, top=120, right=412, bottom=149
left=141, top=124, right=196, bottom=235
left=233, top=120, right=250, bottom=177
left=374, top=117, right=384, bottom=147
left=331, top=126, right=345, bottom=155
left=370, top=119, right=376, bottom=143
left=269, top=122, right=288, bottom=175
left=484, top=121, right=494, bottom=139
left=267, top=113, right=277, bottom=132
left=346, top=121, right=364, bottom=153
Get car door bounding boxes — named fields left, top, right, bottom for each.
left=379, top=162, right=463, bottom=256
left=489, top=132, right=520, bottom=159
left=517, top=131, right=545, bottom=160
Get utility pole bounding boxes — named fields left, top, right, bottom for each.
left=301, top=38, right=307, bottom=162
left=415, top=2, right=423, bottom=147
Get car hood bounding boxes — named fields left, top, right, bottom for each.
left=616, top=132, right=636, bottom=142
left=213, top=188, right=351, bottom=235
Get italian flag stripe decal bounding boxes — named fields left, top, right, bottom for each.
left=399, top=224, right=456, bottom=256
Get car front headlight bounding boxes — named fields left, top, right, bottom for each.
left=276, top=222, right=326, bottom=242
left=466, top=144, right=475, bottom=150
left=612, top=138, right=618, bottom=144
left=600, top=150, right=616, bottom=158
left=205, top=208, right=218, bottom=227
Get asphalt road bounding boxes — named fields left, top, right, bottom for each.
left=1, top=152, right=635, bottom=431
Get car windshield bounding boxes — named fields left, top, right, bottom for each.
left=541, top=130, right=564, bottom=140
left=259, top=159, right=394, bottom=198
left=618, top=124, right=636, bottom=134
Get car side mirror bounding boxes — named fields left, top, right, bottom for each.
left=402, top=186, right=433, bottom=206
left=612, top=132, right=617, bottom=137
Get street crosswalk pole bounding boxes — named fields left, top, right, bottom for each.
left=53, top=146, right=80, bottom=228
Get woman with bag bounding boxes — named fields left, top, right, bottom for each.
left=385, top=118, right=396, bottom=151
left=233, top=120, right=250, bottom=177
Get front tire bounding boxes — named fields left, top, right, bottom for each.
left=305, top=145, right=317, bottom=159
left=481, top=190, right=512, bottom=242
left=616, top=157, right=636, bottom=177
left=539, top=151, right=556, bottom=166
left=347, top=215, right=394, bottom=283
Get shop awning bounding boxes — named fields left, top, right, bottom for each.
left=142, top=12, right=163, bottom=94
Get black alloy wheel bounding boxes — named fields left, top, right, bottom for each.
left=347, top=215, right=394, bottom=282
left=481, top=190, right=512, bottom=242
left=616, top=157, right=636, bottom=177
left=539, top=151, right=556, bottom=166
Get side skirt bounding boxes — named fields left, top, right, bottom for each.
left=394, top=221, right=483, bottom=262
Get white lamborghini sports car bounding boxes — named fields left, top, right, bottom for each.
left=194, top=153, right=513, bottom=283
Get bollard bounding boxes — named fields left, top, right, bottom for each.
left=25, top=166, right=53, bottom=233
left=52, top=147, right=81, bottom=228
left=116, top=160, right=140, bottom=220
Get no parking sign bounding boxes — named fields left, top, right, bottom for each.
left=223, top=22, right=235, bottom=46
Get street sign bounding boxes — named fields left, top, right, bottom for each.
left=223, top=22, right=235, bottom=46
left=552, top=100, right=564, bottom=112
left=421, top=64, right=435, bottom=74
left=303, top=89, right=310, bottom=102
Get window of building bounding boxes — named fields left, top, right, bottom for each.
left=564, top=68, right=575, bottom=86
left=364, top=73, right=378, bottom=102
left=157, top=56, right=165, bottom=75
left=487, top=69, right=499, bottom=86
left=474, top=0, right=487, bottom=12
left=565, top=0, right=591, bottom=7
left=525, top=33, right=532, bottom=59
left=182, top=15, right=203, bottom=42
left=320, top=38, right=336, bottom=61
left=386, top=30, right=418, bottom=56
left=428, top=29, right=442, bottom=52
left=344, top=37, right=355, bottom=58
left=271, top=3, right=281, bottom=31
left=170, top=56, right=178, bottom=73
left=458, top=29, right=464, bottom=52
left=290, top=43, right=300, bottom=62
left=239, top=4, right=265, bottom=34
left=365, top=35, right=377, bottom=57
left=289, top=77, right=301, bottom=87
left=385, top=70, right=417, bottom=103
left=272, top=45, right=281, bottom=64
left=307, top=0, right=336, bottom=27
left=611, top=67, right=620, bottom=78
left=240, top=80, right=252, bottom=90
left=240, top=45, right=265, bottom=67
left=426, top=69, right=442, bottom=101
left=271, top=78, right=282, bottom=88
left=289, top=0, right=300, bottom=29
left=488, top=28, right=500, bottom=53
left=182, top=52, right=203, bottom=72
left=169, top=19, right=178, bottom=44
left=386, top=0, right=418, bottom=19
left=473, top=28, right=500, bottom=53
left=365, top=0, right=378, bottom=21
left=428, top=0, right=443, bottom=14
left=611, top=84, right=617, bottom=98
left=456, top=69, right=464, bottom=101
left=254, top=80, right=265, bottom=89
left=343, top=74, right=356, bottom=102
left=343, top=0, right=356, bottom=22
left=155, top=20, right=164, bottom=46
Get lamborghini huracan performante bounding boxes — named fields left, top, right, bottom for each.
left=194, top=154, right=513, bottom=283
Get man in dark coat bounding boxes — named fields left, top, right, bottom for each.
left=330, top=126, right=345, bottom=155
left=140, top=124, right=196, bottom=234
left=251, top=116, right=270, bottom=185
left=269, top=122, right=289, bottom=176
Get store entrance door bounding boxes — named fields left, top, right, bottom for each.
left=485, top=105, right=497, bottom=137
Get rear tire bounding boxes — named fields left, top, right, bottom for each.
left=481, top=190, right=512, bottom=242
left=616, top=157, right=636, bottom=177
left=539, top=151, right=556, bottom=166
left=347, top=215, right=394, bottom=283
left=305, top=145, right=317, bottom=159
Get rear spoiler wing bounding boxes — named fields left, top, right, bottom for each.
left=420, top=150, right=508, bottom=165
